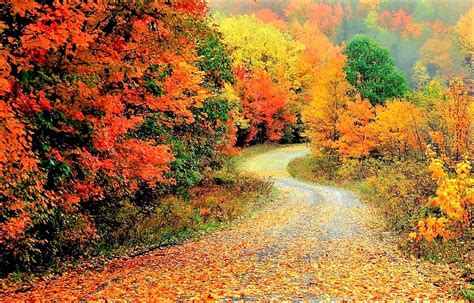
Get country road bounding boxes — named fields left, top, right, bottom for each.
left=1, top=145, right=468, bottom=301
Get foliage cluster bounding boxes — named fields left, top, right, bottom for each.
left=210, top=0, right=472, bottom=87
left=0, top=0, right=274, bottom=274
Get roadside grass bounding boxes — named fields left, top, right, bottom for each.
left=235, top=143, right=281, bottom=163
left=287, top=154, right=341, bottom=186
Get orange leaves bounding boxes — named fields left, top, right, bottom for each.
left=116, top=140, right=173, bottom=188
left=414, top=216, right=452, bottom=242
left=0, top=0, right=212, bottom=257
left=254, top=8, right=287, bottom=31
left=21, top=2, right=97, bottom=59
left=336, top=98, right=377, bottom=158
left=307, top=2, right=344, bottom=38
left=93, top=116, right=143, bottom=152
left=302, top=52, right=352, bottom=155
left=1, top=145, right=470, bottom=300
left=9, top=0, right=41, bottom=17
left=234, top=68, right=295, bottom=144
left=443, top=79, right=473, bottom=160
left=371, top=99, right=427, bottom=158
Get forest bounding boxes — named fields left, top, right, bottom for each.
left=0, top=0, right=473, bottom=300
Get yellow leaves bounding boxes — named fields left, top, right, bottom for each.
left=429, top=158, right=447, bottom=180
left=456, top=161, right=472, bottom=179
left=456, top=8, right=474, bottom=52
left=411, top=153, right=473, bottom=242
left=218, top=15, right=304, bottom=79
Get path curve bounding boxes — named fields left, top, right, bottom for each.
left=2, top=145, right=467, bottom=301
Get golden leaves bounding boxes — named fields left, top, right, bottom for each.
left=411, top=150, right=473, bottom=242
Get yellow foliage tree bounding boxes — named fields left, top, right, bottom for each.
left=302, top=52, right=352, bottom=156
left=456, top=8, right=474, bottom=53
left=371, top=99, right=427, bottom=158
left=410, top=150, right=473, bottom=242
left=217, top=14, right=304, bottom=87
left=336, top=96, right=377, bottom=158
left=291, top=20, right=341, bottom=103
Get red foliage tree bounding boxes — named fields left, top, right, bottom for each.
left=0, top=0, right=209, bottom=259
left=234, top=68, right=296, bottom=144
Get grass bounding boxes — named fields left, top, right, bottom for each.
left=287, top=154, right=341, bottom=186
left=236, top=144, right=281, bottom=163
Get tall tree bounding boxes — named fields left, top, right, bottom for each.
left=302, top=52, right=352, bottom=155
left=343, top=35, right=409, bottom=105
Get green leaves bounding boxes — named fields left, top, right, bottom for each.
left=343, top=35, right=409, bottom=105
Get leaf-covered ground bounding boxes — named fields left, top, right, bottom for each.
left=1, top=145, right=469, bottom=301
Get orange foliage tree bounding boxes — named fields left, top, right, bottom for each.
left=336, top=97, right=377, bottom=158
left=442, top=79, right=473, bottom=160
left=254, top=8, right=288, bottom=31
left=233, top=68, right=296, bottom=144
left=302, top=52, right=352, bottom=155
left=371, top=100, right=427, bottom=158
left=0, top=0, right=237, bottom=269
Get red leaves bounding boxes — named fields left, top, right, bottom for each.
left=377, top=9, right=422, bottom=39
left=14, top=91, right=52, bottom=114
left=174, top=0, right=209, bottom=15
left=234, top=68, right=295, bottom=144
left=0, top=0, right=210, bottom=250
left=116, top=140, right=173, bottom=188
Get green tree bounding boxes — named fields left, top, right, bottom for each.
left=343, top=35, right=409, bottom=105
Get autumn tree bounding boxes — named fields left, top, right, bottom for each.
left=336, top=97, right=377, bottom=158
left=302, top=52, right=352, bottom=155
left=343, top=35, right=409, bottom=105
left=217, top=15, right=303, bottom=81
left=371, top=99, right=427, bottom=158
left=456, top=8, right=474, bottom=53
left=217, top=14, right=303, bottom=143
left=291, top=20, right=341, bottom=104
left=0, top=0, right=236, bottom=271
left=254, top=8, right=288, bottom=31
left=412, top=79, right=473, bottom=160
left=233, top=68, right=296, bottom=145
left=412, top=61, right=431, bottom=90
left=419, top=37, right=456, bottom=81
left=442, top=79, right=473, bottom=160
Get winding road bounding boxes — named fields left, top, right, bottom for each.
left=2, top=145, right=467, bottom=301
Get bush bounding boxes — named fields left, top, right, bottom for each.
left=0, top=1, right=238, bottom=275
left=356, top=160, right=435, bottom=231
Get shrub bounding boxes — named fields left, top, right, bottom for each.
left=357, top=160, right=435, bottom=231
